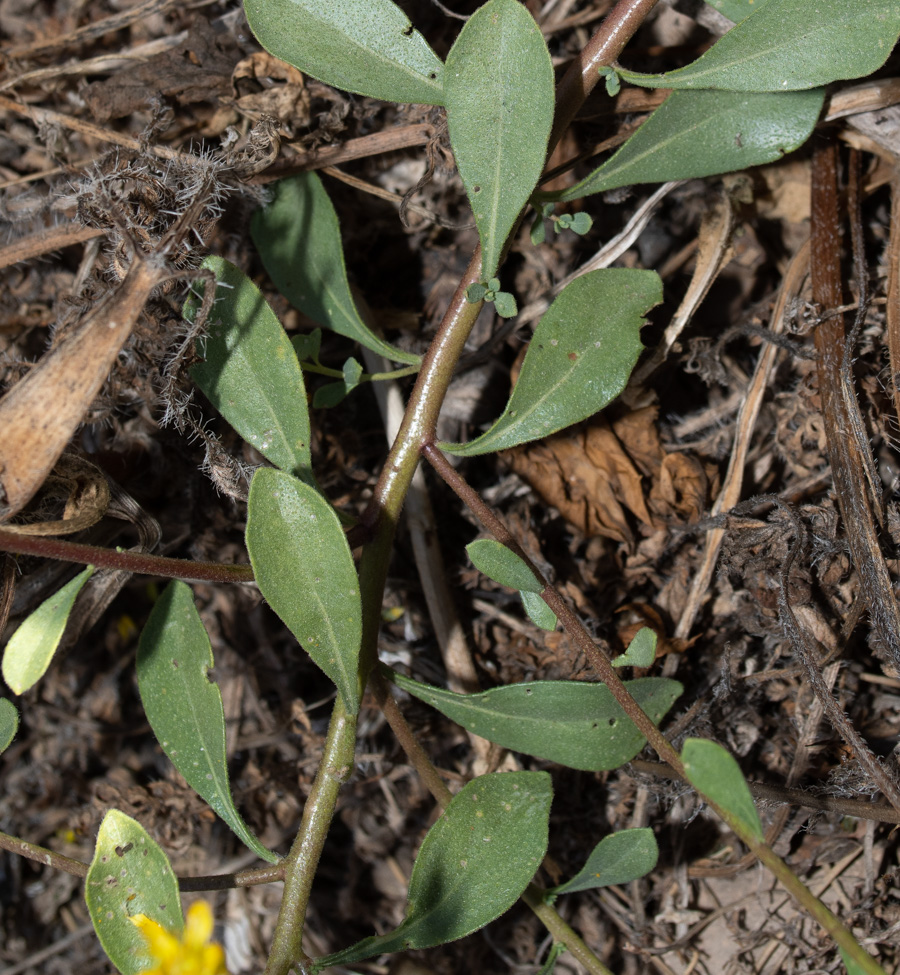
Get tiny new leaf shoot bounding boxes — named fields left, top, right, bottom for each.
left=187, top=255, right=313, bottom=486
left=467, top=538, right=542, bottom=592
left=311, top=772, right=552, bottom=971
left=619, top=0, right=900, bottom=93
left=548, top=828, right=659, bottom=896
left=681, top=738, right=763, bottom=842
left=0, top=697, right=18, bottom=753
left=292, top=329, right=323, bottom=365
left=246, top=468, right=363, bottom=712
left=137, top=581, right=279, bottom=863
left=613, top=627, right=657, bottom=668
left=251, top=172, right=421, bottom=366
left=443, top=0, right=554, bottom=279
left=242, top=0, right=445, bottom=105
left=2, top=565, right=93, bottom=694
left=599, top=65, right=621, bottom=97
left=388, top=670, right=682, bottom=771
left=85, top=809, right=183, bottom=975
left=442, top=269, right=661, bottom=456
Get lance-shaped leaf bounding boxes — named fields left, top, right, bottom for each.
left=246, top=468, right=362, bottom=713
left=390, top=671, right=682, bottom=771
left=242, top=0, right=444, bottom=105
left=467, top=538, right=543, bottom=593
left=613, top=627, right=657, bottom=668
left=443, top=0, right=554, bottom=279
left=186, top=256, right=312, bottom=485
left=620, top=0, right=900, bottom=92
left=2, top=566, right=93, bottom=694
left=85, top=809, right=183, bottom=975
left=137, top=582, right=279, bottom=864
left=682, top=738, right=763, bottom=842
left=0, top=697, right=18, bottom=753
left=312, top=772, right=551, bottom=971
left=547, top=88, right=824, bottom=203
left=442, top=270, right=661, bottom=456
left=549, top=828, right=658, bottom=895
left=252, top=173, right=420, bottom=365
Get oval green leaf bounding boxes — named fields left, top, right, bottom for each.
left=442, top=269, right=661, bottom=456
left=550, top=828, right=658, bottom=895
left=137, top=582, right=278, bottom=864
left=312, top=771, right=552, bottom=970
left=246, top=468, right=362, bottom=713
left=0, top=697, right=18, bottom=753
left=186, top=256, right=312, bottom=485
left=242, top=0, right=444, bottom=105
left=621, top=0, right=900, bottom=92
left=613, top=627, right=657, bottom=668
left=548, top=88, right=824, bottom=203
left=251, top=173, right=420, bottom=365
left=682, top=737, right=764, bottom=842
left=85, top=809, right=182, bottom=975
left=389, top=671, right=682, bottom=771
left=2, top=566, right=93, bottom=694
left=467, top=539, right=542, bottom=593
left=520, top=590, right=557, bottom=631
left=443, top=0, right=554, bottom=279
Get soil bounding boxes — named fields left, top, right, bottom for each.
left=2, top=1, right=900, bottom=974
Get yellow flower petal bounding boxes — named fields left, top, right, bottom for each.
left=131, top=901, right=229, bottom=975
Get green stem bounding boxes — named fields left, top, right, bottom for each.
left=521, top=884, right=615, bottom=975
left=0, top=529, right=254, bottom=583
left=265, top=696, right=357, bottom=975
left=301, top=361, right=420, bottom=382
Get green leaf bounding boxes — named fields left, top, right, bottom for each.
left=389, top=671, right=682, bottom=771
left=492, top=291, right=518, bottom=319
left=2, top=566, right=93, bottom=694
left=466, top=282, right=488, bottom=303
left=85, top=809, right=183, bottom=975
left=292, top=328, right=322, bottom=364
left=242, top=0, right=444, bottom=105
left=442, top=270, right=661, bottom=456
left=251, top=173, right=421, bottom=366
left=682, top=738, right=763, bottom=842
left=704, top=0, right=763, bottom=21
left=520, top=590, right=557, bottom=631
left=613, top=627, right=657, bottom=668
left=530, top=210, right=547, bottom=246
left=187, top=256, right=312, bottom=485
left=569, top=212, right=593, bottom=235
left=548, top=88, right=824, bottom=203
left=137, top=582, right=278, bottom=864
left=313, top=381, right=350, bottom=409
left=312, top=772, right=552, bottom=970
left=246, top=468, right=362, bottom=712
left=0, top=697, right=18, bottom=753
left=467, top=539, right=542, bottom=593
left=342, top=356, right=363, bottom=390
left=550, top=828, right=658, bottom=895
left=621, top=0, right=900, bottom=92
left=443, top=0, right=554, bottom=278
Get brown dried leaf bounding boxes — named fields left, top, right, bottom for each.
left=231, top=52, right=310, bottom=128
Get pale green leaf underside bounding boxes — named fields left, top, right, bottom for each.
left=0, top=697, right=18, bottom=753
left=2, top=566, right=93, bottom=694
left=549, top=88, right=824, bottom=203
left=390, top=671, right=682, bottom=771
left=246, top=469, right=362, bottom=713
left=313, top=772, right=552, bottom=970
left=551, top=828, right=658, bottom=894
left=137, top=582, right=278, bottom=863
left=443, top=270, right=661, bottom=456
left=242, top=0, right=444, bottom=105
left=521, top=590, right=557, bottom=631
left=444, top=0, right=554, bottom=278
left=187, top=256, right=312, bottom=485
left=467, top=539, right=542, bottom=593
left=622, top=0, right=900, bottom=92
left=613, top=627, right=657, bottom=668
left=682, top=738, right=764, bottom=841
left=251, top=173, right=421, bottom=366
left=85, top=810, right=183, bottom=975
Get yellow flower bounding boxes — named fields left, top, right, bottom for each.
left=131, top=900, right=229, bottom=975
